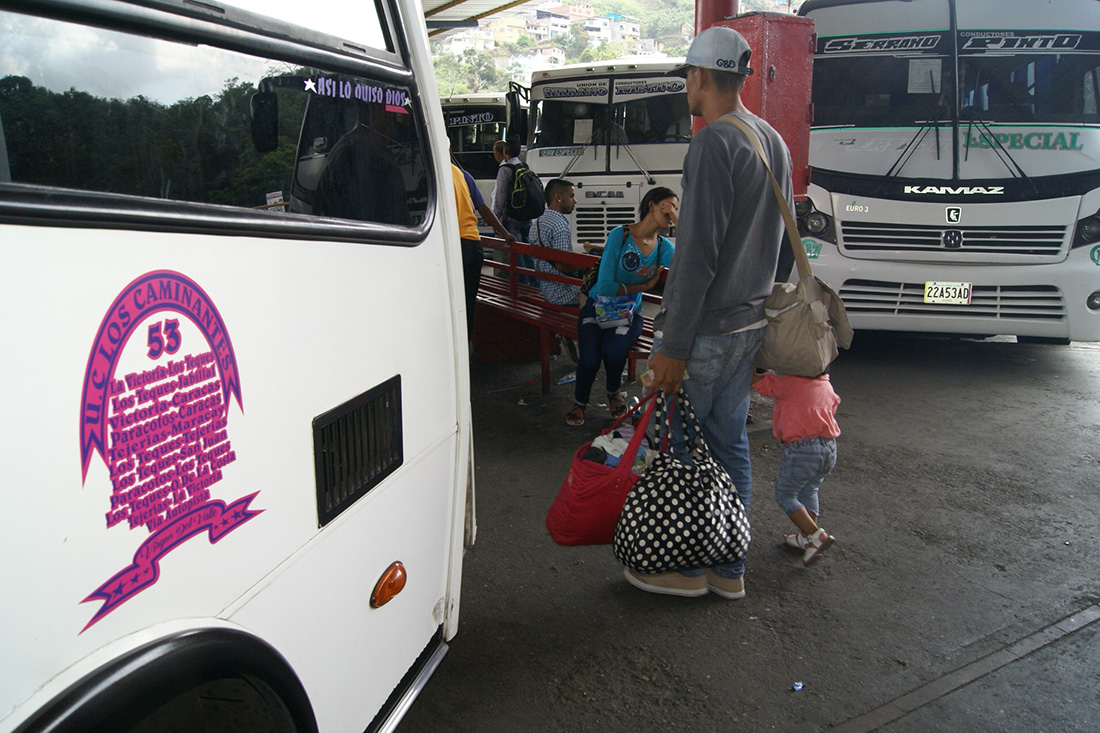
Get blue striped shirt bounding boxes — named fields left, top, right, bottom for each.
left=532, top=209, right=580, bottom=305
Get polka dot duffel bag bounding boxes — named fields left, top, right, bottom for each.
left=612, top=391, right=751, bottom=574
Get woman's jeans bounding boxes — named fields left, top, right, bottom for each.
left=574, top=299, right=644, bottom=406
left=656, top=327, right=765, bottom=580
left=775, top=437, right=836, bottom=517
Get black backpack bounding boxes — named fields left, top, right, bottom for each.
left=505, top=163, right=545, bottom=221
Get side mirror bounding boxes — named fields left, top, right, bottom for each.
left=506, top=92, right=527, bottom=146
left=250, top=91, right=279, bottom=153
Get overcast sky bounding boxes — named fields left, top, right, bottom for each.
left=2, top=1, right=385, bottom=104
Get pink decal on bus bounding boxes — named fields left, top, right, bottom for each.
left=78, top=271, right=256, bottom=631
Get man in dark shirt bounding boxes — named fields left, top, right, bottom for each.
left=632, top=27, right=794, bottom=601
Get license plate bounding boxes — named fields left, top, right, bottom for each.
left=924, top=281, right=972, bottom=305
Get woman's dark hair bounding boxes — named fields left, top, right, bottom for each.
left=638, top=186, right=678, bottom=220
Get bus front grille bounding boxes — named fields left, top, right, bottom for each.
left=838, top=280, right=1065, bottom=320
left=840, top=222, right=1066, bottom=257
left=574, top=205, right=635, bottom=245
left=313, top=375, right=403, bottom=527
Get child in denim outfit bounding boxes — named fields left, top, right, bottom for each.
left=752, top=369, right=841, bottom=565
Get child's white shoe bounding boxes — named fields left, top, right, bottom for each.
left=800, top=528, right=835, bottom=566
left=782, top=532, right=811, bottom=550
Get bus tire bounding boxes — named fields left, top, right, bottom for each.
left=14, top=628, right=317, bottom=733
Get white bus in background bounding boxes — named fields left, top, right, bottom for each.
left=0, top=0, right=473, bottom=730
left=442, top=88, right=528, bottom=213
left=798, top=0, right=1100, bottom=342
left=524, top=58, right=691, bottom=249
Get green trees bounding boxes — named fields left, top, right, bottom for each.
left=565, top=22, right=591, bottom=58
left=433, top=50, right=502, bottom=95
left=0, top=73, right=303, bottom=209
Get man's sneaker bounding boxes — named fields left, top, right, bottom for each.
left=704, top=570, right=745, bottom=600
left=624, top=569, right=707, bottom=597
left=801, top=528, right=835, bottom=566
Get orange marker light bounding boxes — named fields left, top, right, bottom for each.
left=370, top=561, right=407, bottom=608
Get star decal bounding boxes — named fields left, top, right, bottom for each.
left=304, top=78, right=317, bottom=93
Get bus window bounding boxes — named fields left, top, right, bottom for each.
left=960, top=55, right=1100, bottom=124
left=619, top=95, right=691, bottom=143
left=288, top=92, right=420, bottom=224
left=812, top=54, right=952, bottom=127
left=0, top=9, right=427, bottom=227
left=446, top=119, right=506, bottom=180
left=532, top=100, right=599, bottom=146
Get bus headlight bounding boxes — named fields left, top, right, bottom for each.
left=805, top=212, right=829, bottom=234
left=1081, top=217, right=1100, bottom=241
left=1073, top=214, right=1100, bottom=247
left=796, top=199, right=836, bottom=243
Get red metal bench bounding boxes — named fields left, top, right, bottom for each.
left=476, top=237, right=659, bottom=394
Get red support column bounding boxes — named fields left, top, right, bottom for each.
left=695, top=0, right=739, bottom=34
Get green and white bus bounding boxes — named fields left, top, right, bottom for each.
left=799, top=0, right=1100, bottom=341
left=524, top=58, right=691, bottom=249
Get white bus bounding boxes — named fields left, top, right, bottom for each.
left=524, top=59, right=691, bottom=249
left=442, top=88, right=528, bottom=207
left=0, top=0, right=473, bottom=730
left=798, top=0, right=1100, bottom=342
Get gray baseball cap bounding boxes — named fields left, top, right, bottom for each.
left=670, top=26, right=754, bottom=77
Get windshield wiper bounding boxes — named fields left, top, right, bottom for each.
left=614, top=137, right=655, bottom=184
left=557, top=127, right=599, bottom=179
left=882, top=70, right=946, bottom=184
left=557, top=119, right=655, bottom=184
left=964, top=112, right=1038, bottom=194
left=962, top=79, right=1038, bottom=195
left=961, top=70, right=1038, bottom=194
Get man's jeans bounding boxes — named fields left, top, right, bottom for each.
left=655, top=327, right=765, bottom=579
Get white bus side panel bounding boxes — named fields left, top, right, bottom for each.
left=0, top=225, right=462, bottom=727
left=227, top=436, right=458, bottom=732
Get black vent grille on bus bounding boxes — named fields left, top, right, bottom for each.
left=840, top=222, right=1067, bottom=256
left=838, top=280, right=1065, bottom=320
left=313, top=375, right=403, bottom=527
left=574, top=205, right=635, bottom=245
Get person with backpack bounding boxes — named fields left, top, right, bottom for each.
left=492, top=136, right=545, bottom=286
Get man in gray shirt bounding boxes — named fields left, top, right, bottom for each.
left=631, top=26, right=793, bottom=601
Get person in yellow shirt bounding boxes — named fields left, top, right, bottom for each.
left=451, top=162, right=514, bottom=338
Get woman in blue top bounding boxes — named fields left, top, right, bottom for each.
left=567, top=187, right=677, bottom=426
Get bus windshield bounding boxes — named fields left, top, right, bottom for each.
left=812, top=53, right=952, bottom=128
left=531, top=94, right=690, bottom=147
left=446, top=108, right=507, bottom=180
left=813, top=50, right=1100, bottom=127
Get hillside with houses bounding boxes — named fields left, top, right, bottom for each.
left=432, top=0, right=797, bottom=95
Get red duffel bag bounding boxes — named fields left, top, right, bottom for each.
left=546, top=392, right=657, bottom=546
